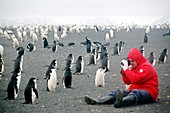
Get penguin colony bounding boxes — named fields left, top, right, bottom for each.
left=0, top=24, right=169, bottom=106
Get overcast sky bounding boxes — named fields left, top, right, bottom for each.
left=0, top=0, right=169, bottom=25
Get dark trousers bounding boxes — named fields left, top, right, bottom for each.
left=109, top=89, right=154, bottom=104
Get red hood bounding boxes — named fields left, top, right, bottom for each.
left=128, top=48, right=146, bottom=64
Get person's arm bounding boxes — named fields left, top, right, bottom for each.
left=124, top=65, right=153, bottom=84
left=121, top=69, right=131, bottom=85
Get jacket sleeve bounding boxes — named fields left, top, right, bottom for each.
left=121, top=69, right=131, bottom=85
left=124, top=64, right=153, bottom=84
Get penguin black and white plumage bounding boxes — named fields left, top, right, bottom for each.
left=95, top=67, right=106, bottom=87
left=27, top=42, right=36, bottom=52
left=52, top=40, right=58, bottom=52
left=57, top=42, right=64, bottom=47
left=139, top=46, right=145, bottom=56
left=0, top=54, right=4, bottom=77
left=62, top=67, right=72, bottom=88
left=65, top=54, right=74, bottom=69
left=0, top=44, right=3, bottom=56
left=144, top=33, right=149, bottom=43
left=81, top=37, right=92, bottom=54
left=24, top=77, right=38, bottom=104
left=43, top=37, right=50, bottom=49
left=101, top=53, right=109, bottom=72
left=101, top=46, right=108, bottom=60
left=45, top=60, right=58, bottom=91
left=119, top=41, right=125, bottom=53
left=15, top=46, right=25, bottom=72
left=86, top=37, right=92, bottom=54
left=16, top=46, right=25, bottom=56
left=68, top=42, right=75, bottom=46
left=73, top=56, right=84, bottom=75
left=158, top=48, right=168, bottom=63
left=87, top=49, right=96, bottom=66
left=148, top=52, right=156, bottom=66
left=4, top=68, right=21, bottom=100
left=112, top=43, right=120, bottom=55
left=96, top=46, right=102, bottom=60
left=94, top=25, right=99, bottom=32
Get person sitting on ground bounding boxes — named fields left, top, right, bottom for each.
left=85, top=47, right=159, bottom=108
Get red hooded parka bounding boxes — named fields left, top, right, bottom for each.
left=122, top=48, right=159, bottom=101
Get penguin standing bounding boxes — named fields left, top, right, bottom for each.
left=87, top=49, right=96, bottom=66
left=62, top=67, right=72, bottom=88
left=119, top=41, right=125, bottom=53
left=86, top=37, right=92, bottom=54
left=0, top=54, right=4, bottom=77
left=139, top=46, right=145, bottom=56
left=144, top=33, right=149, bottom=43
left=112, top=43, right=120, bottom=55
left=15, top=46, right=25, bottom=72
left=4, top=67, right=21, bottom=100
left=95, top=67, right=106, bottom=87
left=52, top=40, right=58, bottom=52
left=65, top=54, right=74, bottom=69
left=96, top=46, right=101, bottom=60
left=158, top=48, right=168, bottom=63
left=27, top=42, right=36, bottom=52
left=45, top=60, right=58, bottom=91
left=101, top=53, right=109, bottom=72
left=24, top=77, right=38, bottom=104
left=42, top=37, right=50, bottom=49
left=148, top=52, right=156, bottom=66
left=73, top=56, right=84, bottom=75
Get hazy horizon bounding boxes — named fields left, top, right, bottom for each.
left=0, top=0, right=169, bottom=25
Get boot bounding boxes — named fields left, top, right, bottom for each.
left=114, top=91, right=136, bottom=108
left=85, top=95, right=115, bottom=105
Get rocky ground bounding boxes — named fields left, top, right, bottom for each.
left=0, top=28, right=170, bottom=113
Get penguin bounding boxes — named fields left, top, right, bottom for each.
left=87, top=49, right=96, bottom=66
left=11, top=36, right=19, bottom=48
left=68, top=42, right=75, bottom=46
left=0, top=54, right=4, bottom=77
left=45, top=60, right=58, bottom=91
left=101, top=45, right=108, bottom=60
left=42, top=37, right=50, bottom=49
left=52, top=40, right=58, bottom=52
left=119, top=41, right=125, bottom=53
left=73, top=56, right=84, bottom=75
left=148, top=52, right=156, bottom=66
left=112, top=43, right=120, bottom=55
left=57, top=42, right=64, bottom=47
left=65, top=54, right=74, bottom=69
left=81, top=37, right=92, bottom=54
left=27, top=42, right=36, bottom=52
left=94, top=25, right=99, bottom=32
left=158, top=48, right=168, bottom=63
left=101, top=53, right=109, bottom=72
left=23, top=77, right=38, bottom=104
left=86, top=37, right=92, bottom=54
left=0, top=44, right=3, bottom=56
left=139, top=46, right=145, bottom=56
left=16, top=46, right=25, bottom=56
left=14, top=47, right=25, bottom=72
left=96, top=46, right=102, bottom=60
left=144, top=33, right=149, bottom=43
left=62, top=67, right=72, bottom=88
left=4, top=67, right=21, bottom=100
left=95, top=67, right=106, bottom=87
